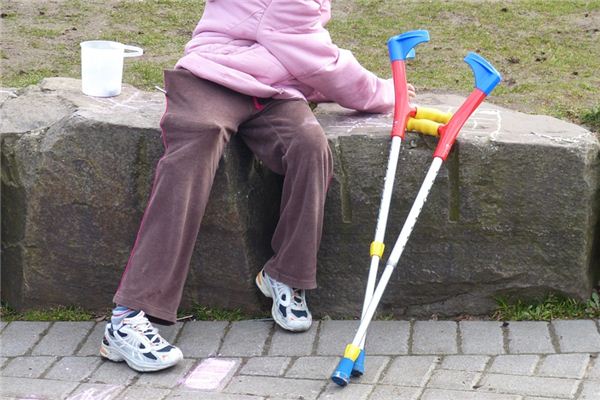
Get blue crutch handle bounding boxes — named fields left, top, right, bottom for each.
left=464, top=52, right=502, bottom=95
left=387, top=30, right=430, bottom=61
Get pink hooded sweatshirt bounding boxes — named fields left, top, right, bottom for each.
left=175, top=0, right=395, bottom=113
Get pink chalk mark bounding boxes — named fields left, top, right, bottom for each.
left=65, top=386, right=120, bottom=400
left=184, top=358, right=237, bottom=390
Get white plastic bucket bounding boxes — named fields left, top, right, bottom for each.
left=80, top=40, right=143, bottom=97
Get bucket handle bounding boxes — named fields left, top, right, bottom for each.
left=123, top=45, right=143, bottom=58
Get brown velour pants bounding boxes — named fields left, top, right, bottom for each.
left=113, top=69, right=334, bottom=323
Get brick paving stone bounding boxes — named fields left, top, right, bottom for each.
left=135, top=358, right=194, bottom=388
left=488, top=355, right=539, bottom=375
left=368, top=385, right=421, bottom=400
left=0, top=357, right=8, bottom=368
left=478, top=373, right=579, bottom=398
left=0, top=376, right=78, bottom=399
left=118, top=385, right=171, bottom=400
left=420, top=388, right=521, bottom=400
left=45, top=356, right=102, bottom=381
left=0, top=322, right=7, bottom=332
left=318, top=382, right=373, bottom=399
left=89, top=359, right=140, bottom=385
left=381, top=356, right=438, bottom=386
left=0, top=356, right=57, bottom=378
left=507, top=322, right=555, bottom=354
left=537, top=353, right=590, bottom=378
left=178, top=358, right=240, bottom=392
left=586, top=355, right=600, bottom=380
left=169, top=392, right=265, bottom=399
left=426, top=369, right=481, bottom=391
left=363, top=321, right=410, bottom=355
left=224, top=376, right=325, bottom=400
left=413, top=321, right=458, bottom=355
left=0, top=321, right=50, bottom=357
left=67, top=383, right=124, bottom=400
left=316, top=321, right=359, bottom=356
left=579, top=380, right=600, bottom=399
left=552, top=320, right=600, bottom=353
left=77, top=322, right=105, bottom=356
left=158, top=322, right=183, bottom=344
left=459, top=321, right=505, bottom=355
left=522, top=397, right=570, bottom=400
left=269, top=322, right=319, bottom=356
left=219, top=321, right=272, bottom=357
left=286, top=356, right=338, bottom=380
left=440, top=355, right=489, bottom=372
left=239, top=357, right=291, bottom=376
left=32, top=321, right=94, bottom=356
left=356, top=355, right=390, bottom=384
left=176, top=321, right=228, bottom=358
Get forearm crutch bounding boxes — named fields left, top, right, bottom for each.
left=331, top=50, right=501, bottom=387
left=340, top=30, right=452, bottom=381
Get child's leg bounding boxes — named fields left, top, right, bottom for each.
left=113, top=69, right=253, bottom=323
left=239, top=99, right=334, bottom=290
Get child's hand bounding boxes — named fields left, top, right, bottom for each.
left=407, top=83, right=416, bottom=99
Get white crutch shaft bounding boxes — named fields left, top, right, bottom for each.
left=373, top=136, right=403, bottom=245
left=361, top=136, right=402, bottom=319
left=359, top=255, right=380, bottom=349
left=359, top=136, right=403, bottom=349
left=387, top=157, right=443, bottom=266
left=352, top=157, right=444, bottom=347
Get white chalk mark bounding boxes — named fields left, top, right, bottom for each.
left=66, top=386, right=120, bottom=400
left=86, top=90, right=163, bottom=113
left=183, top=358, right=237, bottom=390
left=529, top=131, right=586, bottom=144
left=0, top=89, right=18, bottom=97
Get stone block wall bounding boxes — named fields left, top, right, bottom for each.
left=1, top=78, right=598, bottom=318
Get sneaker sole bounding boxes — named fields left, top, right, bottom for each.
left=255, top=271, right=273, bottom=298
left=256, top=270, right=311, bottom=332
left=101, top=335, right=181, bottom=372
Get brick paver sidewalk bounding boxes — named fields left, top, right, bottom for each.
left=1, top=319, right=599, bottom=399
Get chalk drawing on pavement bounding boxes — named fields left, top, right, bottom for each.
left=182, top=358, right=238, bottom=391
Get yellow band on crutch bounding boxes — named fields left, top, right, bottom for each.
left=407, top=117, right=441, bottom=137
left=415, top=107, right=452, bottom=124
left=344, top=343, right=362, bottom=361
left=370, top=241, right=385, bottom=258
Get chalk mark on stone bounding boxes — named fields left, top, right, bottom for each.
left=65, top=385, right=121, bottom=400
left=528, top=131, right=587, bottom=144
left=182, top=358, right=238, bottom=390
left=87, top=91, right=163, bottom=113
left=459, top=109, right=502, bottom=140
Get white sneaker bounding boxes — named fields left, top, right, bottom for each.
left=100, top=310, right=183, bottom=372
left=256, top=269, right=312, bottom=332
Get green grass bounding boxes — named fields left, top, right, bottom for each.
left=0, top=302, right=267, bottom=322
left=581, top=107, right=600, bottom=132
left=326, top=0, right=600, bottom=119
left=179, top=304, right=269, bottom=321
left=1, top=303, right=95, bottom=322
left=492, top=292, right=600, bottom=321
left=3, top=295, right=600, bottom=321
left=1, top=0, right=598, bottom=127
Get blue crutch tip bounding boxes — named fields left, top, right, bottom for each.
left=331, top=357, right=354, bottom=386
left=351, top=350, right=365, bottom=377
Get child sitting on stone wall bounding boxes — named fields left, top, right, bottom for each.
left=100, top=0, right=416, bottom=372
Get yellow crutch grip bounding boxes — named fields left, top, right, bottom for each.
left=407, top=117, right=441, bottom=137
left=370, top=241, right=385, bottom=258
left=415, top=107, right=452, bottom=124
left=344, top=343, right=362, bottom=361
